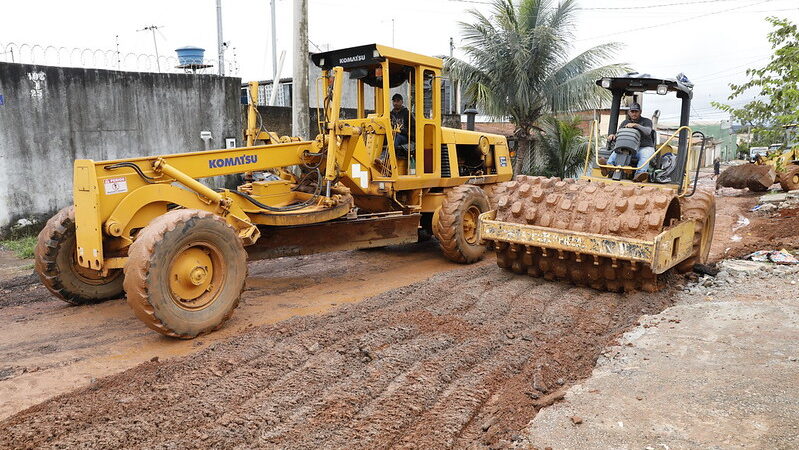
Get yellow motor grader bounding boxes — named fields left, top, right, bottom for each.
left=34, top=44, right=512, bottom=338
left=480, top=75, right=716, bottom=292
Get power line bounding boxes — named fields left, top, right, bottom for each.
left=575, top=5, right=799, bottom=18
left=574, top=0, right=765, bottom=10
left=690, top=57, right=771, bottom=81
left=692, top=47, right=799, bottom=82
left=445, top=0, right=763, bottom=9
left=576, top=0, right=776, bottom=42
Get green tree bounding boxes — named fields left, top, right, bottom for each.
left=713, top=17, right=799, bottom=146
left=526, top=116, right=589, bottom=178
left=445, top=0, right=627, bottom=175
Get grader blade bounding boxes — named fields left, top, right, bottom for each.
left=246, top=213, right=421, bottom=260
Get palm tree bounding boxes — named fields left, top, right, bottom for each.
left=527, top=115, right=589, bottom=178
left=445, top=0, right=628, bottom=175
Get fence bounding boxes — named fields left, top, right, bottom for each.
left=0, top=41, right=239, bottom=75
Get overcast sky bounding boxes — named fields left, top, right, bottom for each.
left=2, top=0, right=798, bottom=125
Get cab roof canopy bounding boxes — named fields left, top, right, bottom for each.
left=596, top=74, right=693, bottom=99
left=311, top=44, right=443, bottom=71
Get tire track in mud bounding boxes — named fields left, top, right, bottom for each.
left=0, top=265, right=676, bottom=449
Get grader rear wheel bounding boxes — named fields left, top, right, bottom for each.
left=35, top=206, right=124, bottom=305
left=676, top=189, right=716, bottom=273
left=779, top=165, right=799, bottom=192
left=481, top=182, right=509, bottom=210
left=124, top=209, right=247, bottom=339
left=434, top=185, right=491, bottom=263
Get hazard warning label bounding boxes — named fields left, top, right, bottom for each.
left=103, top=177, right=128, bottom=195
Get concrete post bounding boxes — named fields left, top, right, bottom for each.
left=271, top=0, right=278, bottom=81
left=216, top=0, right=225, bottom=76
left=292, top=0, right=310, bottom=139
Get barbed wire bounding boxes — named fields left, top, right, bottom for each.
left=0, top=41, right=239, bottom=76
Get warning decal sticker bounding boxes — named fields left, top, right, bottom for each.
left=103, top=177, right=128, bottom=195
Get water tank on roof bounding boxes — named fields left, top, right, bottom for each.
left=175, top=47, right=205, bottom=65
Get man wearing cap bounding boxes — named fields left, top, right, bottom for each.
left=604, top=102, right=655, bottom=182
left=390, top=93, right=414, bottom=157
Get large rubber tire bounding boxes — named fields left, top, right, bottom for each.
left=124, top=209, right=247, bottom=339
left=481, top=182, right=509, bottom=210
left=35, top=206, right=124, bottom=305
left=676, top=189, right=716, bottom=273
left=779, top=165, right=799, bottom=192
left=433, top=185, right=491, bottom=263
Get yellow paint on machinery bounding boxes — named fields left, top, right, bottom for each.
left=38, top=44, right=513, bottom=338
left=479, top=211, right=695, bottom=274
left=479, top=75, right=717, bottom=292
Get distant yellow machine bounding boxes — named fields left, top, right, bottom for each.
left=753, top=144, right=799, bottom=191
left=35, top=44, right=513, bottom=338
left=479, top=75, right=716, bottom=292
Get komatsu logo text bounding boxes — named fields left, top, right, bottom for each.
left=209, top=154, right=258, bottom=169
left=339, top=55, right=366, bottom=64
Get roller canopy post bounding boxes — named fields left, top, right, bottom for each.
left=674, top=93, right=692, bottom=192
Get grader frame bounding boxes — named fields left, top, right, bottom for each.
left=37, top=44, right=513, bottom=338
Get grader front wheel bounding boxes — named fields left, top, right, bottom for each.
left=434, top=185, right=491, bottom=263
left=124, top=209, right=247, bottom=339
left=35, top=206, right=124, bottom=305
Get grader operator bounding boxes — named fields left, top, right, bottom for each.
left=480, top=74, right=716, bottom=292
left=35, top=44, right=513, bottom=339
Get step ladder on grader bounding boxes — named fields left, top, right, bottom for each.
left=35, top=44, right=513, bottom=338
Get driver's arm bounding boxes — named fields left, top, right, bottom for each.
left=626, top=118, right=653, bottom=136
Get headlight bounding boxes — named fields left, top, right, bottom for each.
left=657, top=83, right=668, bottom=95
left=601, top=78, right=611, bottom=88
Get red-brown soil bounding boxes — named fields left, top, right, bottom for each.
left=0, top=265, right=675, bottom=448
left=710, top=189, right=799, bottom=260
left=2, top=176, right=798, bottom=448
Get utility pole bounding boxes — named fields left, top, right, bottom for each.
left=216, top=0, right=225, bottom=75
left=450, top=37, right=461, bottom=115
left=271, top=0, right=278, bottom=81
left=449, top=37, right=454, bottom=114
left=292, top=0, right=309, bottom=139
left=138, top=26, right=163, bottom=72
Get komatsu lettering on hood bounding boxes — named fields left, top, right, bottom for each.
left=209, top=154, right=258, bottom=169
left=338, top=55, right=366, bottom=64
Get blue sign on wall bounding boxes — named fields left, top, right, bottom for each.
left=0, top=94, right=4, bottom=106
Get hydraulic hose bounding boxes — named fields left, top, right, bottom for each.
left=225, top=168, right=323, bottom=212
left=103, top=162, right=159, bottom=183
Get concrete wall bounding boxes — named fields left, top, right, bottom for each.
left=0, top=62, right=242, bottom=232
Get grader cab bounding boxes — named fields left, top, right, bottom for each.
left=35, top=44, right=513, bottom=338
left=479, top=74, right=716, bottom=292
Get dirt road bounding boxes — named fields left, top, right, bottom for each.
left=1, top=175, right=797, bottom=447
left=0, top=263, right=676, bottom=448
left=0, top=241, right=461, bottom=421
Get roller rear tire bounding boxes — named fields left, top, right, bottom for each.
left=676, top=189, right=716, bottom=273
left=124, top=209, right=247, bottom=339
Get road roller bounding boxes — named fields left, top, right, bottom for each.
left=479, top=74, right=715, bottom=292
